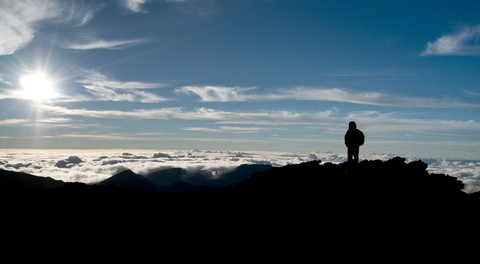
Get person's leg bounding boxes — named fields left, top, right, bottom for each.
left=347, top=147, right=353, bottom=163
left=352, top=146, right=359, bottom=164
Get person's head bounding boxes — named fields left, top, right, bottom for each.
left=349, top=121, right=356, bottom=129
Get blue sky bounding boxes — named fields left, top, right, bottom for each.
left=0, top=0, right=479, bottom=159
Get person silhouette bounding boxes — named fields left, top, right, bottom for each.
left=344, top=121, right=365, bottom=165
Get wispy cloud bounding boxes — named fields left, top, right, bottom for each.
left=182, top=127, right=223, bottom=133
left=421, top=25, right=480, bottom=56
left=464, top=90, right=480, bottom=97
left=62, top=38, right=147, bottom=50
left=282, top=87, right=477, bottom=108
left=40, top=105, right=480, bottom=138
left=56, top=2, right=103, bottom=27
left=177, top=85, right=477, bottom=109
left=345, top=111, right=480, bottom=137
left=0, top=1, right=59, bottom=55
left=182, top=126, right=268, bottom=133
left=0, top=118, right=75, bottom=127
left=80, top=70, right=164, bottom=89
left=59, top=133, right=138, bottom=141
left=220, top=126, right=269, bottom=133
left=0, top=74, right=12, bottom=86
left=0, top=0, right=100, bottom=55
left=40, top=105, right=336, bottom=124
left=0, top=0, right=145, bottom=54
left=0, top=119, right=29, bottom=126
left=77, top=70, right=168, bottom=103
left=177, top=86, right=256, bottom=102
left=122, top=0, right=150, bottom=13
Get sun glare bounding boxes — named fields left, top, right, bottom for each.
left=19, top=73, right=58, bottom=101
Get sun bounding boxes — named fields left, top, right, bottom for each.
left=19, top=72, right=58, bottom=101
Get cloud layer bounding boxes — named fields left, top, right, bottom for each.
left=1, top=149, right=478, bottom=193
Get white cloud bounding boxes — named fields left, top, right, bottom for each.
left=56, top=1, right=102, bottom=27
left=182, top=127, right=223, bottom=132
left=421, top=25, right=480, bottom=56
left=177, top=85, right=477, bottom=109
left=41, top=105, right=183, bottom=119
left=0, top=0, right=100, bottom=55
left=39, top=104, right=480, bottom=139
left=36, top=118, right=72, bottom=124
left=0, top=74, right=12, bottom=86
left=177, top=86, right=256, bottom=102
left=62, top=38, right=147, bottom=50
left=0, top=0, right=143, bottom=53
left=1, top=149, right=479, bottom=193
left=40, top=105, right=339, bottom=126
left=182, top=126, right=268, bottom=133
left=77, top=70, right=168, bottom=103
left=59, top=133, right=140, bottom=141
left=0, top=119, right=29, bottom=126
left=346, top=111, right=480, bottom=138
left=0, top=1, right=58, bottom=55
left=80, top=70, right=164, bottom=89
left=122, top=0, right=150, bottom=13
left=220, top=126, right=268, bottom=133
left=0, top=118, right=72, bottom=126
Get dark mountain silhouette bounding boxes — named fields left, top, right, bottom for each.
left=4, top=158, right=475, bottom=256
left=2, top=157, right=480, bottom=232
left=211, top=164, right=274, bottom=185
left=144, top=164, right=273, bottom=189
left=225, top=157, right=469, bottom=220
left=145, top=167, right=187, bottom=185
left=0, top=168, right=65, bottom=190
left=156, top=181, right=226, bottom=193
left=99, top=169, right=158, bottom=192
left=156, top=181, right=198, bottom=193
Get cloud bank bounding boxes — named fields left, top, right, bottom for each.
left=1, top=149, right=478, bottom=193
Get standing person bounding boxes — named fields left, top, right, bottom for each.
left=344, top=121, right=365, bottom=165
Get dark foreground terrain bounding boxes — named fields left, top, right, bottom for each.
left=2, top=157, right=479, bottom=251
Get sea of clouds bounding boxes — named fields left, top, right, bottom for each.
left=0, top=149, right=479, bottom=193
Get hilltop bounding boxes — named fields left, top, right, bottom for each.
left=1, top=157, right=479, bottom=231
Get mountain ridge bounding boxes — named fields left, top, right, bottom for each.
left=1, top=157, right=479, bottom=223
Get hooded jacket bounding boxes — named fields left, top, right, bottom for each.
left=344, top=121, right=365, bottom=147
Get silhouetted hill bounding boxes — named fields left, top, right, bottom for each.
left=145, top=164, right=273, bottom=188
left=99, top=169, right=158, bottom=192
left=217, top=157, right=475, bottom=230
left=145, top=167, right=187, bottom=185
left=0, top=168, right=65, bottom=190
left=156, top=181, right=197, bottom=193
left=3, top=158, right=475, bottom=256
left=3, top=157, right=480, bottom=229
left=155, top=181, right=225, bottom=193
left=212, top=164, right=274, bottom=185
